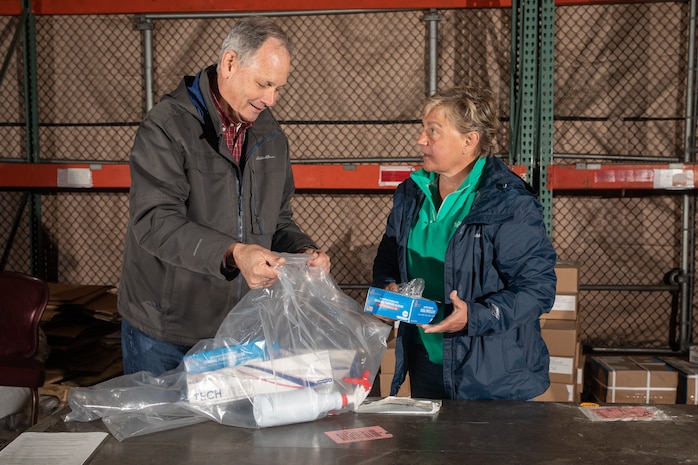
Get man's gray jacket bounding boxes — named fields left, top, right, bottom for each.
left=118, top=65, right=316, bottom=346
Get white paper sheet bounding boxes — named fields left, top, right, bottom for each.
left=0, top=432, right=108, bottom=465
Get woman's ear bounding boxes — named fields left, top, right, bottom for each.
left=463, top=131, right=480, bottom=153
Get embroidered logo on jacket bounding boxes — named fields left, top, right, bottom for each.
left=256, top=154, right=275, bottom=161
left=490, top=303, right=501, bottom=320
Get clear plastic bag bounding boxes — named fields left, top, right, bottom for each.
left=396, top=277, right=425, bottom=297
left=578, top=405, right=672, bottom=422
left=64, top=254, right=391, bottom=440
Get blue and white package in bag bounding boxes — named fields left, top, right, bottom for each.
left=183, top=340, right=268, bottom=374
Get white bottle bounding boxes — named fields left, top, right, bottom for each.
left=253, top=388, right=348, bottom=428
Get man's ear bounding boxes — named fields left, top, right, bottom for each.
left=220, top=50, right=238, bottom=77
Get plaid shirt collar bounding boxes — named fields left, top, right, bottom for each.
left=210, top=85, right=253, bottom=165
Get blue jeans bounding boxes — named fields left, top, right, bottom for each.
left=120, top=319, right=192, bottom=376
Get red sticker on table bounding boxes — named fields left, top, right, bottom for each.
left=324, top=425, right=393, bottom=443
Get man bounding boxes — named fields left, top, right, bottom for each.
left=118, top=17, right=330, bottom=376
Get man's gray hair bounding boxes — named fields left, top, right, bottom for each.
left=218, top=17, right=293, bottom=68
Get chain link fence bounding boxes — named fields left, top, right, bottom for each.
left=0, top=4, right=695, bottom=350
left=552, top=2, right=691, bottom=350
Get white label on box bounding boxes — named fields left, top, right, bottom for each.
left=551, top=295, right=576, bottom=312
left=564, top=383, right=574, bottom=401
left=549, top=356, right=574, bottom=375
left=690, top=345, right=698, bottom=364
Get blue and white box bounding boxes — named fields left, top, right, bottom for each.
left=363, top=287, right=438, bottom=324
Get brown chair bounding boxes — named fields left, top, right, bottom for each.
left=0, top=271, right=50, bottom=425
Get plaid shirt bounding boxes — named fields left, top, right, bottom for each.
left=210, top=88, right=253, bottom=165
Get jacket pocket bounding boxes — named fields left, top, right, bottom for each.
left=249, top=162, right=286, bottom=236
left=185, top=152, right=237, bottom=229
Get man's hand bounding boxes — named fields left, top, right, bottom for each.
left=228, top=243, right=285, bottom=288
left=301, top=248, right=331, bottom=274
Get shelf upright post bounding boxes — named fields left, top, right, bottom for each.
left=510, top=0, right=554, bottom=238
left=538, top=0, right=555, bottom=238
left=0, top=8, right=28, bottom=271
left=423, top=8, right=442, bottom=97
left=21, top=0, right=45, bottom=278
left=680, top=0, right=697, bottom=350
left=137, top=15, right=154, bottom=113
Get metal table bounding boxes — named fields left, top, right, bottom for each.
left=29, top=401, right=698, bottom=464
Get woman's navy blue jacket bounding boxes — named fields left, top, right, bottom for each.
left=372, top=156, right=557, bottom=400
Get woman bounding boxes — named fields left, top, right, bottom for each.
left=372, top=85, right=557, bottom=400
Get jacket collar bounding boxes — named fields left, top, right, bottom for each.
left=404, top=157, right=536, bottom=225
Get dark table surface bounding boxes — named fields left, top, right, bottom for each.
left=27, top=401, right=698, bottom=464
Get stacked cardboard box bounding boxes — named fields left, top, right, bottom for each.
left=661, top=357, right=698, bottom=405
left=379, top=329, right=410, bottom=397
left=535, top=262, right=582, bottom=402
left=586, top=355, right=678, bottom=404
left=542, top=262, right=579, bottom=322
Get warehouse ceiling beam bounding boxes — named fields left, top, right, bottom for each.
left=0, top=0, right=666, bottom=16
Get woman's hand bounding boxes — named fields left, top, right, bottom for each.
left=385, top=282, right=399, bottom=293
left=371, top=282, right=399, bottom=325
left=420, top=290, right=468, bottom=333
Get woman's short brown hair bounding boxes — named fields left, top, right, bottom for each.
left=423, top=85, right=499, bottom=157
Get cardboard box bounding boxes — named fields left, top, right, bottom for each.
left=690, top=345, right=698, bottom=364
left=554, top=262, right=579, bottom=294
left=364, top=287, right=438, bottom=324
left=542, top=294, right=578, bottom=321
left=587, top=356, right=678, bottom=404
left=541, top=320, right=579, bottom=384
left=381, top=338, right=397, bottom=374
left=534, top=382, right=576, bottom=402
left=541, top=262, right=579, bottom=321
left=662, top=357, right=698, bottom=405
left=380, top=373, right=410, bottom=397
left=541, top=319, right=578, bottom=357
left=549, top=355, right=576, bottom=384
